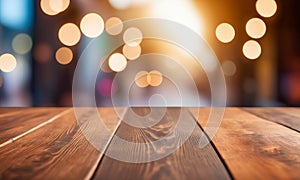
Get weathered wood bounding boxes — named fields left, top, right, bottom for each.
left=0, top=108, right=123, bottom=179
left=94, top=107, right=231, bottom=180
left=0, top=108, right=66, bottom=145
left=243, top=108, right=300, bottom=132
left=190, top=107, right=300, bottom=179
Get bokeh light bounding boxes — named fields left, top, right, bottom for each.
left=12, top=33, right=33, bottom=55
left=0, top=53, right=17, bottom=72
left=33, top=43, right=52, bottom=63
left=108, top=0, right=131, bottom=10
left=40, top=0, right=57, bottom=16
left=243, top=40, right=262, bottom=60
left=80, top=13, right=104, bottom=38
left=55, top=47, right=73, bottom=65
left=105, top=17, right=123, bottom=36
left=148, top=70, right=163, bottom=87
left=222, top=60, right=237, bottom=76
left=122, top=44, right=141, bottom=60
left=256, top=0, right=277, bottom=18
left=246, top=18, right=266, bottom=39
left=135, top=71, right=149, bottom=88
left=49, top=0, right=70, bottom=14
left=58, top=23, right=81, bottom=46
left=216, top=23, right=235, bottom=43
left=123, top=27, right=143, bottom=46
left=108, top=53, right=127, bottom=72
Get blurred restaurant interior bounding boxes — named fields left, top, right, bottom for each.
left=0, top=0, right=299, bottom=107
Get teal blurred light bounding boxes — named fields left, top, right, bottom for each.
left=0, top=0, right=33, bottom=30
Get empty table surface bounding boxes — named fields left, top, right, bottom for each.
left=0, top=107, right=300, bottom=179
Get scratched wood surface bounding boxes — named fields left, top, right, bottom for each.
left=0, top=107, right=300, bottom=179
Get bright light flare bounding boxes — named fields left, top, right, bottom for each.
left=80, top=13, right=104, bottom=38
left=246, top=18, right=266, bottom=39
left=0, top=53, right=17, bottom=72
left=256, top=0, right=277, bottom=18
left=108, top=53, right=127, bottom=72
left=243, top=40, right=262, bottom=60
left=216, top=23, right=235, bottom=43
left=58, top=23, right=81, bottom=46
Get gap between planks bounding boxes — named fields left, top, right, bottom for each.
left=0, top=108, right=72, bottom=148
left=187, top=109, right=234, bottom=180
left=241, top=108, right=300, bottom=134
left=84, top=107, right=128, bottom=180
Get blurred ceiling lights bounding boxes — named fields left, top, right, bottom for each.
left=80, top=13, right=105, bottom=38
left=246, top=18, right=266, bottom=39
left=243, top=40, right=262, bottom=60
left=0, top=54, right=17, bottom=73
left=256, top=0, right=277, bottom=18
left=216, top=23, right=235, bottom=43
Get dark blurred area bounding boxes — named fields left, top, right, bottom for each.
left=0, top=0, right=299, bottom=107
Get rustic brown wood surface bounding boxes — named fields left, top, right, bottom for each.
left=0, top=108, right=66, bottom=145
left=0, top=107, right=299, bottom=179
left=0, top=108, right=122, bottom=179
left=94, top=108, right=231, bottom=180
left=190, top=107, right=300, bottom=179
left=243, top=108, right=300, bottom=132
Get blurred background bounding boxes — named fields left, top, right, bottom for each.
left=0, top=0, right=298, bottom=107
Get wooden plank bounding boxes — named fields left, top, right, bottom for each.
left=243, top=108, right=300, bottom=132
left=94, top=107, right=231, bottom=180
left=0, top=108, right=25, bottom=115
left=0, top=108, right=66, bottom=145
left=190, top=107, right=300, bottom=179
left=0, top=108, right=123, bottom=179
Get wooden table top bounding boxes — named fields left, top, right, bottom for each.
left=0, top=107, right=300, bottom=179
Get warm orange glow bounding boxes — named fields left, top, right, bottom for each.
left=256, top=0, right=277, bottom=18
left=135, top=71, right=149, bottom=88
left=148, top=70, right=163, bottom=87
left=49, top=0, right=70, bottom=14
left=58, top=23, right=81, bottom=46
left=40, top=0, right=57, bottom=16
left=108, top=53, right=127, bottom=72
left=80, top=13, right=104, bottom=38
left=122, top=44, right=141, bottom=60
left=0, top=53, right=17, bottom=72
left=123, top=27, right=143, bottom=46
left=246, top=18, right=266, bottom=39
left=105, top=17, right=123, bottom=36
left=243, top=40, right=262, bottom=60
left=55, top=47, right=73, bottom=65
left=216, top=23, right=235, bottom=43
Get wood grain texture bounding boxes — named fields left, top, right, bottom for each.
left=243, top=108, right=300, bottom=132
left=94, top=107, right=231, bottom=180
left=0, top=108, right=123, bottom=180
left=0, top=108, right=66, bottom=145
left=190, top=107, right=300, bottom=179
